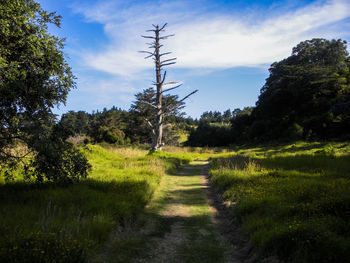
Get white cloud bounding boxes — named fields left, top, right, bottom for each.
left=73, top=0, right=350, bottom=77
left=76, top=75, right=138, bottom=105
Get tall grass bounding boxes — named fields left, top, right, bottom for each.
left=210, top=142, right=350, bottom=263
left=162, top=145, right=232, bottom=161
left=0, top=145, right=189, bottom=262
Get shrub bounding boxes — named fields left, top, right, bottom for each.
left=97, top=126, right=125, bottom=144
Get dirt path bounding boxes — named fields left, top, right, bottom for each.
left=92, top=161, right=243, bottom=263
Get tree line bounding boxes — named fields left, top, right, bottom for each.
left=187, top=38, right=350, bottom=146
left=0, top=1, right=195, bottom=183
left=59, top=106, right=249, bottom=147
left=2, top=0, right=349, bottom=183
left=59, top=105, right=196, bottom=146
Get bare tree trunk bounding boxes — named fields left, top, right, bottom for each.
left=154, top=25, right=162, bottom=151
left=140, top=24, right=198, bottom=151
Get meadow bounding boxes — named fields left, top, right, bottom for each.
left=209, top=141, right=350, bottom=263
left=1, top=141, right=349, bottom=262
left=0, top=144, right=191, bottom=262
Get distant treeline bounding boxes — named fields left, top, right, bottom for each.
left=60, top=107, right=245, bottom=146
left=63, top=38, right=350, bottom=147
left=59, top=107, right=197, bottom=145
left=187, top=38, right=350, bottom=146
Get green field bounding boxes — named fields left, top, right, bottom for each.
left=1, top=142, right=349, bottom=262
left=0, top=145, right=190, bottom=262
left=209, top=141, right=350, bottom=263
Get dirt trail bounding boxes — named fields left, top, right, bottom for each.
left=91, top=161, right=247, bottom=263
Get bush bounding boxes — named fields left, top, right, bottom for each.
left=97, top=126, right=125, bottom=144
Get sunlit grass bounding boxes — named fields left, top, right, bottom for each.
left=209, top=142, right=350, bottom=262
left=0, top=144, right=190, bottom=262
left=2, top=141, right=349, bottom=262
left=162, top=145, right=232, bottom=161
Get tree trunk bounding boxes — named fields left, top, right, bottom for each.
left=152, top=25, right=163, bottom=151
left=140, top=23, right=197, bottom=151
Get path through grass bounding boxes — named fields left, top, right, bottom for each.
left=93, top=161, right=236, bottom=263
left=0, top=145, right=188, bottom=262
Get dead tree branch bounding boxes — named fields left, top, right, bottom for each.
left=162, top=84, right=182, bottom=93
left=139, top=23, right=197, bottom=151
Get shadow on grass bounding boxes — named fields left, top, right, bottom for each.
left=164, top=188, right=209, bottom=206
left=265, top=142, right=329, bottom=154
left=261, top=154, right=350, bottom=177
left=169, top=163, right=207, bottom=177
left=210, top=154, right=350, bottom=263
left=0, top=179, right=152, bottom=208
left=102, top=162, right=228, bottom=263
left=0, top=178, right=156, bottom=262
left=0, top=162, right=227, bottom=263
left=238, top=141, right=329, bottom=153
left=106, top=213, right=225, bottom=263
left=107, top=178, right=225, bottom=263
left=213, top=154, right=350, bottom=178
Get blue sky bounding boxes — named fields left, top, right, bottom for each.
left=38, top=0, right=350, bottom=118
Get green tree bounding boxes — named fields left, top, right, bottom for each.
left=86, top=107, right=130, bottom=143
left=222, top=109, right=232, bottom=122
left=254, top=38, right=350, bottom=139
left=60, top=111, right=90, bottom=135
left=0, top=0, right=90, bottom=182
left=130, top=87, right=185, bottom=145
left=186, top=122, right=232, bottom=147
left=230, top=107, right=255, bottom=142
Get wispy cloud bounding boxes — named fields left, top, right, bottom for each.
left=72, top=0, right=350, bottom=77
left=75, top=75, right=137, bottom=105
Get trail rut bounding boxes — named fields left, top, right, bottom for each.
left=91, top=161, right=250, bottom=263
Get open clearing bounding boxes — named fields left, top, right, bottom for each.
left=92, top=161, right=239, bottom=263
left=3, top=142, right=349, bottom=262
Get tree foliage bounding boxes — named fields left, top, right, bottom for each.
left=58, top=106, right=193, bottom=146
left=199, top=109, right=235, bottom=123
left=0, top=0, right=90, bottom=182
left=186, top=122, right=231, bottom=147
left=187, top=38, right=350, bottom=146
left=254, top=38, right=350, bottom=140
left=130, top=87, right=187, bottom=145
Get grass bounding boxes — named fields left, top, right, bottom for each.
left=162, top=145, right=232, bottom=161
left=209, top=141, right=350, bottom=263
left=2, top=141, right=349, bottom=262
left=0, top=144, right=190, bottom=262
left=96, top=161, right=228, bottom=263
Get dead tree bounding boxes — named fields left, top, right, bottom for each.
left=139, top=23, right=198, bottom=151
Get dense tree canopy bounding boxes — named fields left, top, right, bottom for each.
left=57, top=104, right=194, bottom=147
left=187, top=38, right=350, bottom=147
left=254, top=38, right=350, bottom=140
left=0, top=0, right=89, bottom=182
